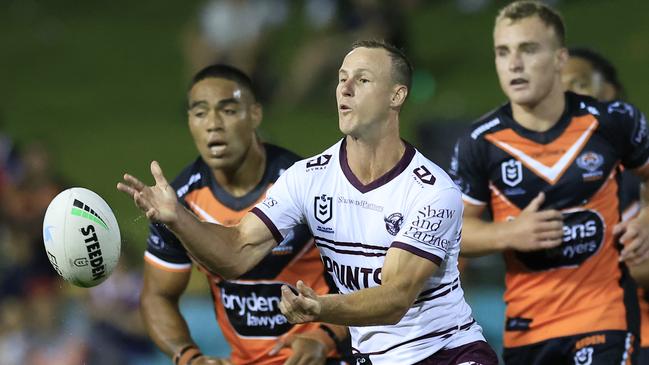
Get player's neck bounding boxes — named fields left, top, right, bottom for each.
left=344, top=126, right=405, bottom=185
left=212, top=139, right=266, bottom=197
left=511, top=85, right=565, bottom=132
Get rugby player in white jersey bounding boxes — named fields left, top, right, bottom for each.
left=118, top=40, right=497, bottom=365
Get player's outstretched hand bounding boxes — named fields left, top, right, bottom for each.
left=193, top=355, right=232, bottom=365
left=268, top=332, right=327, bottom=365
left=117, top=161, right=180, bottom=224
left=506, top=192, right=564, bottom=252
left=615, top=212, right=649, bottom=266
left=279, top=281, right=321, bottom=324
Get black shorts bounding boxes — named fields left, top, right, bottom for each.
left=637, top=346, right=649, bottom=365
left=503, top=330, right=637, bottom=365
left=413, top=340, right=499, bottom=365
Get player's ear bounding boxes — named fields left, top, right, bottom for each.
left=250, top=102, right=263, bottom=128
left=555, top=47, right=568, bottom=71
left=390, top=85, right=408, bottom=108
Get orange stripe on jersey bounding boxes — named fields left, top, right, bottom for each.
left=639, top=288, right=649, bottom=347
left=485, top=115, right=598, bottom=185
left=488, top=183, right=521, bottom=221
left=185, top=186, right=269, bottom=226
left=502, top=169, right=628, bottom=347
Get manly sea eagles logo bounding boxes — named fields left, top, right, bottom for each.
left=501, top=159, right=523, bottom=187
left=314, top=194, right=333, bottom=224
left=384, top=213, right=404, bottom=236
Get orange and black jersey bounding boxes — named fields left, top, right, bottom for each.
left=449, top=92, right=649, bottom=348
left=145, top=144, right=336, bottom=365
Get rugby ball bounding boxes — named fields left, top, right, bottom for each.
left=42, top=187, right=121, bottom=287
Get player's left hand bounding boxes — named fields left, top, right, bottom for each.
left=192, top=355, right=232, bottom=365
left=615, top=211, right=649, bottom=266
left=268, top=332, right=328, bottom=365
left=279, top=280, right=321, bottom=324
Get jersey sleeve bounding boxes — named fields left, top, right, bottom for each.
left=606, top=101, right=649, bottom=169
left=143, top=222, right=192, bottom=272
left=448, top=136, right=490, bottom=205
left=251, top=164, right=306, bottom=244
left=391, top=187, right=463, bottom=266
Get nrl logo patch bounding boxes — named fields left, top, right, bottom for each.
left=384, top=212, right=404, bottom=236
left=314, top=194, right=333, bottom=224
left=501, top=159, right=523, bottom=187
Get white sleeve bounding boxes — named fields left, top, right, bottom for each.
left=251, top=164, right=306, bottom=243
left=391, top=187, right=463, bottom=265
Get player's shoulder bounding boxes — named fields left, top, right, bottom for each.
left=409, top=148, right=460, bottom=196
left=263, top=143, right=304, bottom=182
left=463, top=103, right=510, bottom=142
left=568, top=91, right=641, bottom=123
left=170, top=157, right=211, bottom=199
left=286, top=139, right=342, bottom=175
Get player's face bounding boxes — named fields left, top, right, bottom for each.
left=336, top=47, right=395, bottom=137
left=494, top=16, right=566, bottom=107
left=187, top=78, right=261, bottom=171
left=561, top=56, right=606, bottom=100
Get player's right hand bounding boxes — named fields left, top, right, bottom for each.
left=117, top=160, right=180, bottom=224
left=192, top=355, right=232, bottom=365
left=505, top=192, right=564, bottom=251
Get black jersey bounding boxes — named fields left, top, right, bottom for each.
left=449, top=92, right=649, bottom=348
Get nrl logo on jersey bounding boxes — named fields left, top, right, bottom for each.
left=384, top=212, right=404, bottom=236
left=314, top=194, right=333, bottom=224
left=306, top=154, right=332, bottom=171
left=501, top=159, right=523, bottom=187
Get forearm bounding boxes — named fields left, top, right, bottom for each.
left=461, top=216, right=509, bottom=256
left=141, top=294, right=197, bottom=357
left=167, top=207, right=252, bottom=278
left=318, top=285, right=410, bottom=326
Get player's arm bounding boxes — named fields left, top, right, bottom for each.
left=279, top=247, right=438, bottom=326
left=460, top=193, right=564, bottom=256
left=118, top=161, right=276, bottom=279
left=618, top=164, right=649, bottom=266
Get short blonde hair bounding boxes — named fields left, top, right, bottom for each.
left=496, top=1, right=566, bottom=46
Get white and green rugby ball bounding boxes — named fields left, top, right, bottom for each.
left=43, top=187, right=121, bottom=287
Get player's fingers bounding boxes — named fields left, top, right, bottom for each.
left=123, top=173, right=146, bottom=191
left=150, top=160, right=169, bottom=186
left=537, top=238, right=563, bottom=249
left=620, top=236, right=643, bottom=261
left=613, top=220, right=629, bottom=236
left=282, top=352, right=301, bottom=365
left=116, top=182, right=137, bottom=197
left=535, top=220, right=563, bottom=234
left=269, top=335, right=293, bottom=356
left=628, top=246, right=649, bottom=266
left=523, top=192, right=545, bottom=212
left=297, top=280, right=316, bottom=298
left=619, top=226, right=639, bottom=245
left=537, top=209, right=563, bottom=221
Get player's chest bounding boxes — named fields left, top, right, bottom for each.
left=486, top=133, right=618, bottom=208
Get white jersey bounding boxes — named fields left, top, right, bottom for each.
left=252, top=139, right=485, bottom=364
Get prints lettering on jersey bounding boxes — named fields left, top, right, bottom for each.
left=607, top=101, right=634, bottom=117
left=306, top=154, right=332, bottom=171
left=176, top=172, right=201, bottom=198
left=501, top=159, right=523, bottom=187
left=576, top=151, right=604, bottom=182
left=634, top=113, right=648, bottom=145
left=220, top=282, right=292, bottom=337
left=403, top=206, right=456, bottom=251
left=412, top=165, right=436, bottom=187
left=514, top=210, right=604, bottom=271
left=322, top=255, right=381, bottom=291
left=384, top=212, right=404, bottom=236
left=337, top=196, right=384, bottom=212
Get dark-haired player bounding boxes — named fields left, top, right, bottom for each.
left=119, top=40, right=497, bottom=365
left=450, top=1, right=649, bottom=364
left=562, top=47, right=649, bottom=365
left=139, top=64, right=347, bottom=365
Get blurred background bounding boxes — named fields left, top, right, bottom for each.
left=1, top=0, right=649, bottom=363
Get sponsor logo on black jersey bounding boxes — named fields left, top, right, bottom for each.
left=634, top=113, right=648, bottom=145
left=220, top=281, right=292, bottom=337
left=384, top=213, right=404, bottom=236
left=607, top=101, right=634, bottom=117
left=514, top=210, right=604, bottom=271
left=471, top=118, right=500, bottom=139
left=413, top=166, right=436, bottom=185
left=576, top=151, right=604, bottom=182
left=501, top=159, right=523, bottom=187
left=314, top=194, right=333, bottom=224
left=306, top=154, right=332, bottom=170
left=505, top=317, right=532, bottom=331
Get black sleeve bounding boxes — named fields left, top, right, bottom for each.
left=606, top=101, right=649, bottom=169
left=145, top=222, right=191, bottom=265
left=448, top=135, right=490, bottom=203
